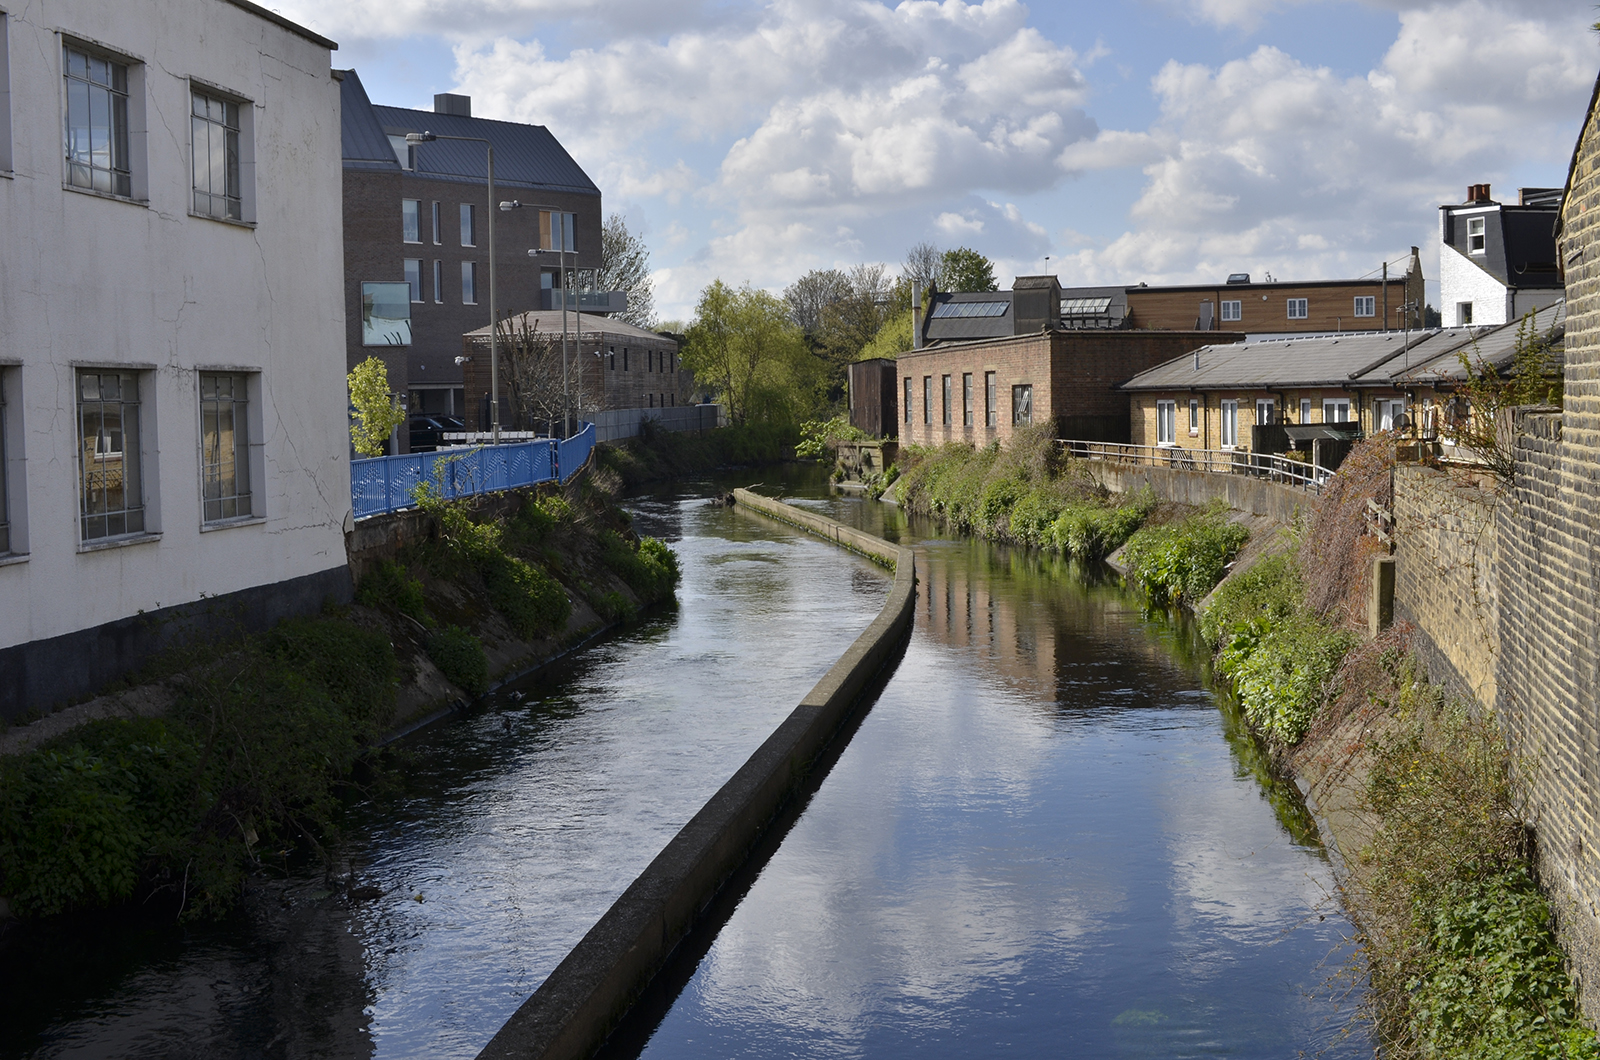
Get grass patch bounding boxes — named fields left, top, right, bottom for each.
left=0, top=616, right=397, bottom=920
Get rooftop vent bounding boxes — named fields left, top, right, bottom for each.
left=1466, top=183, right=1493, bottom=204
left=1226, top=273, right=1251, bottom=285
left=434, top=93, right=471, bottom=117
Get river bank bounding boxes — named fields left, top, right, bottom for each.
left=886, top=432, right=1599, bottom=1057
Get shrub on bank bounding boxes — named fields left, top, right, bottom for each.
left=426, top=625, right=489, bottom=695
left=1121, top=506, right=1248, bottom=605
left=601, top=532, right=681, bottom=604
left=0, top=617, right=397, bottom=919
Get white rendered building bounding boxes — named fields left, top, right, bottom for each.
left=1438, top=184, right=1565, bottom=328
left=0, top=1, right=351, bottom=719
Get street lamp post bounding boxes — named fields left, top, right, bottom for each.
left=501, top=201, right=573, bottom=437
left=407, top=130, right=500, bottom=444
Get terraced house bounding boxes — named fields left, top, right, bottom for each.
left=0, top=0, right=350, bottom=720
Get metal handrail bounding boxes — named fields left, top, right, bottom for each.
left=1056, top=438, right=1336, bottom=494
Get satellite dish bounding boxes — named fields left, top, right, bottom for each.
left=1393, top=412, right=1410, bottom=432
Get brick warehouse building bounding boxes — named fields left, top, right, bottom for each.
left=896, top=329, right=1240, bottom=448
left=339, top=71, right=613, bottom=445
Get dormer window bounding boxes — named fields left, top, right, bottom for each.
left=1468, top=217, right=1486, bottom=254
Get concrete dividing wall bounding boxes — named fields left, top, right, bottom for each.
left=1083, top=462, right=1321, bottom=525
left=477, top=493, right=915, bottom=1060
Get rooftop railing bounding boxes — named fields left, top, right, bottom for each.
left=1057, top=439, right=1336, bottom=495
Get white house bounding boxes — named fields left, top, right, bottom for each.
left=1438, top=183, right=1565, bottom=328
left=0, top=1, right=351, bottom=720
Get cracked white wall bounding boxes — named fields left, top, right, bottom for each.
left=0, top=0, right=349, bottom=650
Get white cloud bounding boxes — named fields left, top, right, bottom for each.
left=937, top=211, right=985, bottom=236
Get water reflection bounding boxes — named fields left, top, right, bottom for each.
left=630, top=489, right=1365, bottom=1060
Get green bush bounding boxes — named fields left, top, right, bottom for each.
left=0, top=617, right=398, bottom=919
left=600, top=532, right=681, bottom=604
left=426, top=625, right=489, bottom=695
left=483, top=552, right=571, bottom=639
left=1122, top=507, right=1248, bottom=605
left=355, top=560, right=432, bottom=626
left=593, top=590, right=637, bottom=622
left=1049, top=493, right=1154, bottom=559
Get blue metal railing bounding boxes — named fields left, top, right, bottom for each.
left=350, top=422, right=595, bottom=519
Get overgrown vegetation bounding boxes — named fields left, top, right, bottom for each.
left=347, top=356, right=406, bottom=457
left=1450, top=308, right=1564, bottom=487
left=1121, top=504, right=1249, bottom=606
left=893, top=425, right=1154, bottom=560
left=1345, top=648, right=1596, bottom=1059
left=0, top=617, right=397, bottom=920
left=426, top=626, right=489, bottom=696
left=593, top=421, right=797, bottom=491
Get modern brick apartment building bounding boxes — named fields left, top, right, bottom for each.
left=897, top=329, right=1237, bottom=448
left=340, top=71, right=610, bottom=441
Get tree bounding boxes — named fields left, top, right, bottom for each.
left=598, top=213, right=656, bottom=329
left=940, top=246, right=997, bottom=292
left=784, top=269, right=851, bottom=338
left=858, top=309, right=913, bottom=361
left=348, top=356, right=407, bottom=456
left=904, top=241, right=942, bottom=290
left=682, top=280, right=825, bottom=425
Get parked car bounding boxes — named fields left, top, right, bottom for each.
left=409, top=414, right=464, bottom=452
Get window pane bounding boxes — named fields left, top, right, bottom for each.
left=460, top=204, right=474, bottom=246
left=200, top=372, right=251, bottom=523
left=405, top=259, right=422, bottom=302
left=461, top=261, right=476, bottom=304
left=402, top=199, right=420, bottom=242
left=78, top=370, right=143, bottom=540
left=361, top=281, right=413, bottom=345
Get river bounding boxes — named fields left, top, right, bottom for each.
left=0, top=466, right=1368, bottom=1058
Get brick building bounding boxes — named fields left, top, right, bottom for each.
left=340, top=71, right=614, bottom=444
left=460, top=311, right=690, bottom=433
left=896, top=330, right=1236, bottom=448
left=1119, top=255, right=1422, bottom=334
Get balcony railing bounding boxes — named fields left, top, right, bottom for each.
left=1057, top=439, right=1336, bottom=495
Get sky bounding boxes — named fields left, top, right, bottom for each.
left=268, top=0, right=1598, bottom=322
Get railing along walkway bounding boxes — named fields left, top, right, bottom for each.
left=1057, top=439, right=1335, bottom=495
left=350, top=422, right=596, bottom=520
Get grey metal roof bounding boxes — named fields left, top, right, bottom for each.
left=339, top=71, right=399, bottom=172
left=465, top=311, right=672, bottom=344
left=1393, top=300, right=1565, bottom=384
left=372, top=105, right=599, bottom=196
left=1121, top=301, right=1565, bottom=392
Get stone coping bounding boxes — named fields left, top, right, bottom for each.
left=477, top=492, right=916, bottom=1060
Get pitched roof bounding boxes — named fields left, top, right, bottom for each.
left=465, top=310, right=673, bottom=345
left=338, top=70, right=600, bottom=196
left=1120, top=301, right=1565, bottom=392
left=923, top=291, right=1013, bottom=342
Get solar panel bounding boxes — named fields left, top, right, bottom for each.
left=1061, top=297, right=1113, bottom=315
left=930, top=300, right=1010, bottom=319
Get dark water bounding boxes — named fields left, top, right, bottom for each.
left=0, top=468, right=1369, bottom=1059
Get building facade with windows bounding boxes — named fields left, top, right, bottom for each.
left=340, top=71, right=610, bottom=443
left=0, top=0, right=350, bottom=720
left=1439, top=184, right=1564, bottom=328
left=1120, top=302, right=1564, bottom=458
left=896, top=329, right=1235, bottom=449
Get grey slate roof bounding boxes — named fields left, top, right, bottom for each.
left=1121, top=301, right=1565, bottom=392
left=339, top=70, right=600, bottom=196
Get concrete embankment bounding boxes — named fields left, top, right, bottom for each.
left=476, top=491, right=916, bottom=1060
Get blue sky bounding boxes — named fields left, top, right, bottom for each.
left=272, top=0, right=1596, bottom=321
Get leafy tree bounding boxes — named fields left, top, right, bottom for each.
left=681, top=280, right=824, bottom=425
left=858, top=308, right=913, bottom=361
left=940, top=246, right=998, bottom=292
left=348, top=356, right=406, bottom=456
left=816, top=263, right=891, bottom=366
left=598, top=213, right=656, bottom=328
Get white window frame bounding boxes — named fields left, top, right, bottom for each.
left=1353, top=296, right=1375, bottom=318
left=1188, top=398, right=1199, bottom=436
left=1156, top=399, right=1176, bottom=445
left=1220, top=399, right=1239, bottom=448
left=1323, top=398, right=1350, bottom=424
left=1458, top=302, right=1473, bottom=326
left=1255, top=399, right=1275, bottom=426
left=1220, top=300, right=1241, bottom=322
left=1375, top=397, right=1406, bottom=432
left=1468, top=216, right=1486, bottom=255
left=1286, top=298, right=1309, bottom=320
left=1300, top=398, right=1311, bottom=423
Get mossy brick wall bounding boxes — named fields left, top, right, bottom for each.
left=1392, top=464, right=1499, bottom=709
